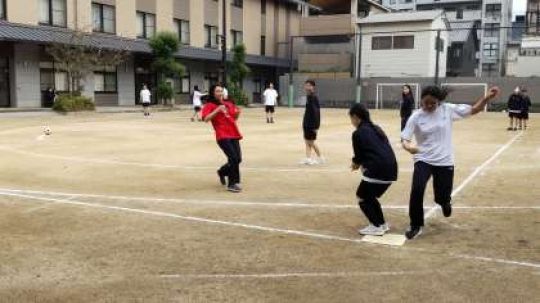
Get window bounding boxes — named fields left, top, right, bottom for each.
left=393, top=35, right=414, bottom=49
left=484, top=23, right=499, bottom=38
left=40, top=0, right=67, bottom=27
left=205, top=25, right=218, bottom=48
left=92, top=3, right=116, bottom=34
left=372, top=36, right=414, bottom=50
left=482, top=63, right=497, bottom=77
left=175, top=69, right=190, bottom=94
left=137, top=11, right=156, bottom=39
left=40, top=62, right=68, bottom=92
left=435, top=37, right=445, bottom=51
left=175, top=19, right=190, bottom=45
left=485, top=4, right=501, bottom=19
left=231, top=30, right=243, bottom=47
left=456, top=8, right=463, bottom=19
left=204, top=72, right=219, bottom=91
left=261, top=0, right=266, bottom=14
left=94, top=66, right=117, bottom=93
left=372, top=36, right=392, bottom=50
left=389, top=0, right=396, bottom=5
left=261, top=36, right=266, bottom=56
left=232, top=0, right=243, bottom=8
left=0, top=0, right=6, bottom=20
left=483, top=43, right=498, bottom=57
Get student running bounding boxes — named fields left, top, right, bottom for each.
left=507, top=86, right=522, bottom=131
left=191, top=85, right=205, bottom=122
left=140, top=84, right=152, bottom=117
left=263, top=82, right=279, bottom=124
left=520, top=87, right=532, bottom=130
left=300, top=80, right=324, bottom=165
left=349, top=103, right=398, bottom=236
left=401, top=85, right=500, bottom=240
left=400, top=84, right=415, bottom=131
left=201, top=84, right=243, bottom=193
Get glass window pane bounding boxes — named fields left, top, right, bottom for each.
left=182, top=21, right=190, bottom=44
left=40, top=70, right=55, bottom=91
left=92, top=4, right=101, bottom=31
left=137, top=13, right=145, bottom=37
left=40, top=0, right=51, bottom=23
left=182, top=77, right=190, bottom=93
left=94, top=73, right=105, bottom=92
left=372, top=36, right=392, bottom=50
left=393, top=35, right=414, bottom=49
left=55, top=72, right=68, bottom=91
left=52, top=0, right=66, bottom=26
left=104, top=73, right=117, bottom=92
left=103, top=6, right=115, bottom=33
left=146, top=14, right=156, bottom=38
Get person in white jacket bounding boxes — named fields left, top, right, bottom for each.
left=191, top=85, right=206, bottom=122
left=140, top=84, right=152, bottom=116
left=263, top=82, right=279, bottom=123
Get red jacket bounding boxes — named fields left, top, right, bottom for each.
left=201, top=101, right=243, bottom=141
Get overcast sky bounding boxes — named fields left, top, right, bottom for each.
left=513, top=0, right=526, bottom=18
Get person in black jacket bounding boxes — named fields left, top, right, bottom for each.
left=507, top=86, right=522, bottom=131
left=350, top=103, right=398, bottom=236
left=520, top=87, right=532, bottom=130
left=400, top=85, right=415, bottom=131
left=300, top=80, right=324, bottom=165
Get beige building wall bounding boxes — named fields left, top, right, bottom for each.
left=156, top=0, right=174, bottom=32
left=190, top=0, right=205, bottom=47
left=7, top=0, right=39, bottom=25
left=69, top=0, right=93, bottom=32
left=116, top=0, right=137, bottom=38
left=173, top=0, right=190, bottom=20
left=243, top=0, right=261, bottom=55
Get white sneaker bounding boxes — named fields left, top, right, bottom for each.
left=315, top=157, right=326, bottom=164
left=381, top=223, right=390, bottom=232
left=358, top=224, right=386, bottom=236
left=300, top=158, right=315, bottom=165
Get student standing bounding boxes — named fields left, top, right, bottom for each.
left=520, top=87, right=532, bottom=130
left=401, top=85, right=500, bottom=239
left=507, top=87, right=522, bottom=131
left=201, top=85, right=243, bottom=193
left=400, top=85, right=415, bottom=131
left=263, top=82, right=279, bottom=123
left=349, top=104, right=398, bottom=236
left=140, top=84, right=152, bottom=117
left=191, top=85, right=205, bottom=122
left=300, top=80, right=324, bottom=165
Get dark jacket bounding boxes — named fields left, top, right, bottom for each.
left=352, top=122, right=398, bottom=182
left=507, top=94, right=522, bottom=111
left=522, top=95, right=532, bottom=113
left=303, top=94, right=320, bottom=130
left=400, top=94, right=414, bottom=118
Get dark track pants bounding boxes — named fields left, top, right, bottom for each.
left=357, top=181, right=391, bottom=227
left=217, top=139, right=242, bottom=186
left=409, top=161, right=454, bottom=227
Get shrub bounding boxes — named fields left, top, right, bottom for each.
left=157, top=81, right=174, bottom=104
left=52, top=94, right=95, bottom=113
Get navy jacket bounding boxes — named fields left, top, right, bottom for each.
left=352, top=123, right=398, bottom=182
left=303, top=94, right=320, bottom=130
left=522, top=96, right=532, bottom=113
left=400, top=94, right=414, bottom=118
left=508, top=94, right=522, bottom=111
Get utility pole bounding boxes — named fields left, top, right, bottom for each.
left=434, top=29, right=441, bottom=85
left=221, top=0, right=227, bottom=86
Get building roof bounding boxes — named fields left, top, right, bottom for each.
left=0, top=21, right=290, bottom=67
left=448, top=21, right=476, bottom=43
left=358, top=9, right=445, bottom=24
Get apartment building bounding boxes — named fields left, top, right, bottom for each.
left=527, top=0, right=539, bottom=35
left=0, top=0, right=315, bottom=108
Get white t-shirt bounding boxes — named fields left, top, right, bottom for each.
left=140, top=89, right=151, bottom=103
left=192, top=91, right=204, bottom=107
left=263, top=88, right=279, bottom=106
left=401, top=103, right=472, bottom=166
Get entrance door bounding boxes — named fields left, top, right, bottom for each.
left=134, top=56, right=157, bottom=105
left=0, top=57, right=10, bottom=107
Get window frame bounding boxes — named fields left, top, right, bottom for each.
left=175, top=69, right=191, bottom=94
left=483, top=42, right=499, bottom=57
left=39, top=0, right=67, bottom=27
left=0, top=0, right=6, bottom=20
left=261, top=35, right=266, bottom=56
left=372, top=36, right=392, bottom=50
left=231, top=30, right=243, bottom=47
left=204, top=25, right=218, bottom=48
left=232, top=0, right=243, bottom=8
left=136, top=11, right=156, bottom=39
left=94, top=66, right=118, bottom=94
left=372, top=35, right=414, bottom=50
left=92, top=2, right=116, bottom=34
left=174, top=19, right=191, bottom=45
left=484, top=23, right=500, bottom=38
left=393, top=35, right=415, bottom=49
left=39, top=61, right=69, bottom=93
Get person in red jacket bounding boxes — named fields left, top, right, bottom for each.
left=201, top=84, right=243, bottom=193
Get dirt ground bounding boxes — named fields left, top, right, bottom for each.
left=0, top=108, right=538, bottom=302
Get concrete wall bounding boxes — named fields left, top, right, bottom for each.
left=11, top=44, right=41, bottom=108
left=118, top=56, right=136, bottom=106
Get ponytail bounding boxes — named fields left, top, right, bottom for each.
left=349, top=103, right=389, bottom=141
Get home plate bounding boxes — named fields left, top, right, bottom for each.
left=361, top=234, right=407, bottom=246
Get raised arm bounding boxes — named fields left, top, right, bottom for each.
left=203, top=105, right=226, bottom=122
left=471, top=86, right=500, bottom=115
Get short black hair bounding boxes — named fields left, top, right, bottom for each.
left=421, top=85, right=448, bottom=101
left=305, top=79, right=316, bottom=86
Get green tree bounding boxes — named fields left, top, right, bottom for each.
left=148, top=32, right=185, bottom=105
left=228, top=44, right=250, bottom=106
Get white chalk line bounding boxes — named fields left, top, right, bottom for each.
left=1, top=188, right=539, bottom=211
left=0, top=146, right=413, bottom=173
left=425, top=132, right=524, bottom=220
left=160, top=270, right=439, bottom=279
left=1, top=190, right=539, bottom=270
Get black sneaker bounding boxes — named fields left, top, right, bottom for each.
left=442, top=203, right=452, bottom=217
left=405, top=226, right=423, bottom=240
left=217, top=170, right=227, bottom=186
left=227, top=184, right=242, bottom=193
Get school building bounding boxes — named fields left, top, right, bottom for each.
left=0, top=0, right=317, bottom=108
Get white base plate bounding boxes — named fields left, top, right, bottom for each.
left=361, top=233, right=407, bottom=246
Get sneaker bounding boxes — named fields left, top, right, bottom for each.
left=227, top=184, right=242, bottom=193
left=405, top=226, right=423, bottom=240
left=315, top=157, right=326, bottom=164
left=381, top=223, right=390, bottom=232
left=300, top=158, right=315, bottom=165
left=513, top=127, right=518, bottom=131
left=442, top=203, right=452, bottom=217
left=506, top=127, right=513, bottom=131
left=358, top=224, right=386, bottom=236
left=217, top=170, right=227, bottom=186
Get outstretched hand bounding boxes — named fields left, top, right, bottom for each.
left=486, top=86, right=501, bottom=101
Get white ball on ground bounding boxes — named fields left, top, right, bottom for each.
left=43, top=126, right=51, bottom=135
